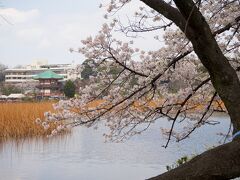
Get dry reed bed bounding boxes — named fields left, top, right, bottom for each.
left=0, top=99, right=225, bottom=141
left=0, top=102, right=57, bottom=141
left=84, top=99, right=225, bottom=113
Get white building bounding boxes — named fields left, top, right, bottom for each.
left=5, top=60, right=80, bottom=83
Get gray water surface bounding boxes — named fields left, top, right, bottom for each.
left=0, top=116, right=231, bottom=180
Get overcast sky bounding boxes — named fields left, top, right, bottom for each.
left=0, top=0, right=161, bottom=67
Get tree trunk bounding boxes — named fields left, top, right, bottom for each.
left=141, top=0, right=240, bottom=133
left=173, top=0, right=240, bottom=134
left=139, top=0, right=240, bottom=179
left=148, top=139, right=240, bottom=180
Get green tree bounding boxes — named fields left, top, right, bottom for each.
left=63, top=80, right=76, bottom=98
left=81, top=59, right=97, bottom=80
left=0, top=63, right=7, bottom=83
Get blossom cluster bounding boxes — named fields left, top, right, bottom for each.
left=39, top=0, right=238, bottom=143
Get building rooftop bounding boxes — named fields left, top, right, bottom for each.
left=33, top=69, right=64, bottom=80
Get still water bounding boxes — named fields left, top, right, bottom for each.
left=0, top=116, right=231, bottom=180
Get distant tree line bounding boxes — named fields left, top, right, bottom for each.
left=0, top=63, right=7, bottom=83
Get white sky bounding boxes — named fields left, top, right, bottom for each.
left=0, top=0, right=163, bottom=67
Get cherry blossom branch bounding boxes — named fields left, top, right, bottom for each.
left=140, top=0, right=187, bottom=31
left=151, top=50, right=192, bottom=86
left=213, top=15, right=240, bottom=36
left=177, top=91, right=217, bottom=142
left=108, top=48, right=148, bottom=77
left=164, top=77, right=211, bottom=148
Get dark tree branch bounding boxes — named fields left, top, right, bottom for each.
left=108, top=49, right=148, bottom=77
left=177, top=92, right=217, bottom=142
left=163, top=77, right=211, bottom=147
left=214, top=15, right=240, bottom=36
left=140, top=0, right=187, bottom=31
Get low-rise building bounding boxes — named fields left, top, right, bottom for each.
left=5, top=61, right=80, bottom=84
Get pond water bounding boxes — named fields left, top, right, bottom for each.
left=0, top=115, right=231, bottom=180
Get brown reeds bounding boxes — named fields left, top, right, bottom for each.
left=0, top=102, right=58, bottom=141
left=0, top=98, right=225, bottom=142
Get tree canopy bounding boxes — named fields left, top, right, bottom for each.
left=63, top=80, right=76, bottom=98
left=0, top=63, right=7, bottom=83
left=40, top=0, right=240, bottom=179
left=81, top=59, right=97, bottom=80
left=0, top=84, right=21, bottom=96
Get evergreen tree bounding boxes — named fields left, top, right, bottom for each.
left=63, top=80, right=76, bottom=98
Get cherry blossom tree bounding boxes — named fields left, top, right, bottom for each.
left=39, top=0, right=240, bottom=179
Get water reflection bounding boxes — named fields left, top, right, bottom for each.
left=0, top=116, right=230, bottom=180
